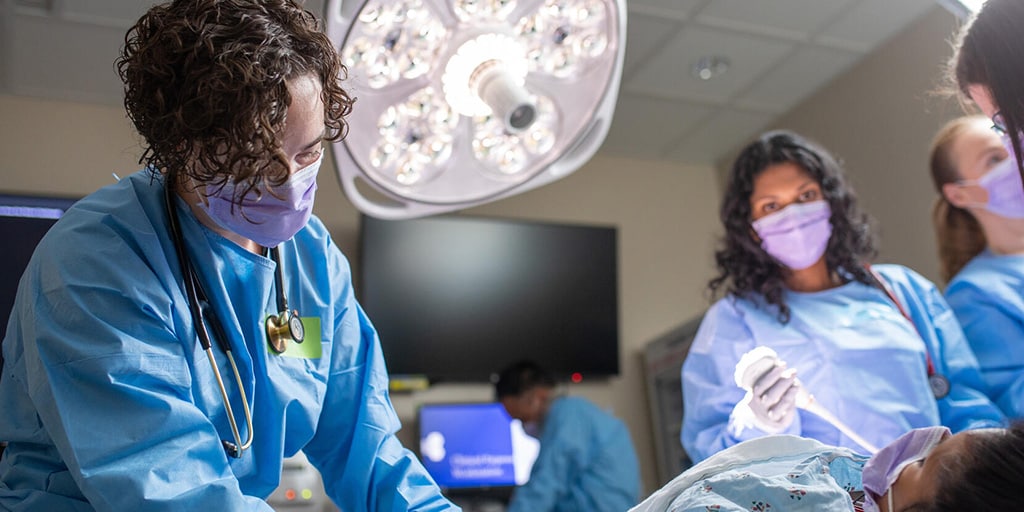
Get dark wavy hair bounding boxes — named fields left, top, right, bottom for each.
left=116, top=0, right=354, bottom=202
left=924, top=422, right=1024, bottom=511
left=709, top=130, right=877, bottom=323
left=953, top=0, right=1024, bottom=178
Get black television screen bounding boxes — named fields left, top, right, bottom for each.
left=0, top=193, right=79, bottom=343
left=359, top=214, right=619, bottom=382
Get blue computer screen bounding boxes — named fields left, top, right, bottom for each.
left=418, top=402, right=538, bottom=489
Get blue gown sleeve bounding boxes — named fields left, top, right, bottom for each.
left=14, top=233, right=274, bottom=510
left=300, top=248, right=458, bottom=512
left=877, top=265, right=1006, bottom=431
left=506, top=404, right=586, bottom=512
left=680, top=300, right=801, bottom=463
left=945, top=280, right=1024, bottom=418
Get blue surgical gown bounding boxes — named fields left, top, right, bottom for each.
left=681, top=264, right=1004, bottom=463
left=507, top=396, right=640, bottom=512
left=0, top=170, right=457, bottom=511
left=945, top=250, right=1024, bottom=418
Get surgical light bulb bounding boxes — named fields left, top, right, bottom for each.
left=341, top=0, right=446, bottom=89
left=454, top=0, right=517, bottom=22
left=370, top=87, right=457, bottom=186
left=517, top=0, right=608, bottom=77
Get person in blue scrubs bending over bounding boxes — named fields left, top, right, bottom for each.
left=681, top=130, right=1005, bottom=464
left=495, top=360, right=641, bottom=512
left=929, top=115, right=1024, bottom=419
left=0, top=1, right=457, bottom=510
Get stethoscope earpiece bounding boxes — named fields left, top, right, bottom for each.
left=265, top=309, right=304, bottom=354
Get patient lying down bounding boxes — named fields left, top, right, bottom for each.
left=632, top=423, right=1024, bottom=512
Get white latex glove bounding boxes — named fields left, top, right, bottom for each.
left=732, top=362, right=801, bottom=434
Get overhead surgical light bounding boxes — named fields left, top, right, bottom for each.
left=325, top=0, right=626, bottom=219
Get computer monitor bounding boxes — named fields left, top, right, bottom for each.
left=360, top=213, right=620, bottom=383
left=418, top=402, right=539, bottom=493
left=0, top=193, right=79, bottom=342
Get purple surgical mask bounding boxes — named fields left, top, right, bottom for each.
left=959, top=148, right=1024, bottom=219
left=198, top=151, right=323, bottom=248
left=861, top=426, right=950, bottom=512
left=751, top=200, right=832, bottom=271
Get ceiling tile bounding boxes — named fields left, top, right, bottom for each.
left=664, top=108, right=776, bottom=165
left=7, top=15, right=123, bottom=104
left=625, top=25, right=794, bottom=104
left=734, top=44, right=860, bottom=113
left=622, top=12, right=681, bottom=76
left=816, top=0, right=936, bottom=51
left=696, top=0, right=856, bottom=40
left=600, top=94, right=714, bottom=159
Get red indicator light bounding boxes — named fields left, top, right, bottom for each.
left=571, top=372, right=583, bottom=383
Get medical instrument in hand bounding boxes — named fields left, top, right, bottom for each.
left=163, top=183, right=305, bottom=457
left=735, top=346, right=880, bottom=454
left=864, top=265, right=950, bottom=399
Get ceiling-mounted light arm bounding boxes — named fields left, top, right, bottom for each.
left=327, top=0, right=626, bottom=220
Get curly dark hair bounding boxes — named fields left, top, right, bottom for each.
left=116, top=0, right=354, bottom=202
left=924, top=422, right=1024, bottom=511
left=709, top=130, right=877, bottom=322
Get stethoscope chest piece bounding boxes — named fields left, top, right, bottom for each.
left=929, top=373, right=951, bottom=400
left=266, top=309, right=305, bottom=354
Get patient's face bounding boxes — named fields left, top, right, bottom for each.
left=880, top=430, right=977, bottom=512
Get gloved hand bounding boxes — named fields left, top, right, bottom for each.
left=732, top=362, right=801, bottom=434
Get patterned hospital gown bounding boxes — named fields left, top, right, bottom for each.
left=631, top=435, right=867, bottom=512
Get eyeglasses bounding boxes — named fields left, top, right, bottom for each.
left=991, top=111, right=1007, bottom=135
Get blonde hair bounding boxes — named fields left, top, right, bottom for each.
left=929, top=116, right=987, bottom=283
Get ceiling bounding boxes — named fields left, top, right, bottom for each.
left=1, top=0, right=942, bottom=167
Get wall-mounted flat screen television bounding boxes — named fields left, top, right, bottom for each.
left=359, top=214, right=619, bottom=382
left=418, top=402, right=539, bottom=491
left=0, top=193, right=79, bottom=343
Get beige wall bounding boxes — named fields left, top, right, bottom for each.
left=0, top=92, right=721, bottom=495
left=756, top=6, right=967, bottom=284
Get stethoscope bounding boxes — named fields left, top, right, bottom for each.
left=864, top=264, right=951, bottom=400
left=163, top=182, right=305, bottom=458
